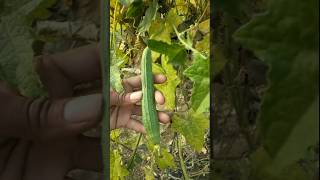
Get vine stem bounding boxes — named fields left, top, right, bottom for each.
left=173, top=25, right=207, bottom=60
left=177, top=135, right=190, bottom=180
left=101, top=0, right=110, bottom=179
left=127, top=133, right=143, bottom=169
left=112, top=0, right=118, bottom=49
left=111, top=139, right=134, bottom=152
left=195, top=1, right=209, bottom=25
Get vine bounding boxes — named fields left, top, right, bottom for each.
left=109, top=0, right=210, bottom=179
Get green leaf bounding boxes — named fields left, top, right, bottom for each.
left=110, top=149, right=129, bottom=180
left=234, top=0, right=319, bottom=171
left=111, top=129, right=121, bottom=141
left=166, top=8, right=183, bottom=28
left=175, top=0, right=189, bottom=15
left=152, top=62, right=165, bottom=74
left=214, top=0, right=250, bottom=18
left=21, top=0, right=45, bottom=14
left=0, top=0, right=27, bottom=16
left=212, top=46, right=227, bottom=78
left=112, top=49, right=129, bottom=67
left=147, top=40, right=177, bottom=54
left=110, top=49, right=126, bottom=93
left=16, top=55, right=45, bottom=97
left=138, top=0, right=158, bottom=33
left=147, top=39, right=187, bottom=65
left=149, top=15, right=172, bottom=44
left=144, top=167, right=154, bottom=180
left=29, top=0, right=57, bottom=20
left=153, top=56, right=180, bottom=110
left=266, top=99, right=319, bottom=175
left=195, top=34, right=209, bottom=54
left=126, top=0, right=144, bottom=18
left=183, top=53, right=210, bottom=113
left=250, top=147, right=314, bottom=180
left=110, top=65, right=124, bottom=93
left=172, top=110, right=209, bottom=152
left=149, top=8, right=182, bottom=44
left=198, top=19, right=210, bottom=35
left=119, top=0, right=134, bottom=7
left=155, top=148, right=176, bottom=170
left=0, top=0, right=47, bottom=97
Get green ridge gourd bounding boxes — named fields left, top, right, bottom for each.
left=141, top=47, right=160, bottom=144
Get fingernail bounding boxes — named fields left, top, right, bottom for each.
left=64, top=94, right=102, bottom=123
left=157, top=74, right=167, bottom=81
left=130, top=91, right=143, bottom=102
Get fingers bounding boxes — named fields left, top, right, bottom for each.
left=26, top=94, right=102, bottom=140
left=63, top=94, right=102, bottom=127
left=73, top=136, right=102, bottom=172
left=110, top=74, right=166, bottom=106
left=110, top=91, right=142, bottom=106
left=123, top=74, right=166, bottom=90
left=23, top=141, right=73, bottom=180
left=126, top=112, right=170, bottom=133
left=110, top=90, right=165, bottom=106
left=47, top=44, right=101, bottom=84
left=131, top=106, right=170, bottom=124
left=125, top=119, right=146, bottom=133
left=158, top=112, right=171, bottom=124
left=155, top=90, right=165, bottom=105
left=154, top=74, right=167, bottom=84
left=0, top=87, right=102, bottom=140
left=131, top=105, right=142, bottom=115
left=36, top=44, right=101, bottom=98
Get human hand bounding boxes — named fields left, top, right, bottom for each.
left=110, top=74, right=170, bottom=133
left=0, top=43, right=172, bottom=179
left=0, top=44, right=102, bottom=180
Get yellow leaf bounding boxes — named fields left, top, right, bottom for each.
left=153, top=56, right=180, bottom=110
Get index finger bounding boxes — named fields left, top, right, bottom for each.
left=123, top=74, right=167, bottom=90
left=39, top=44, right=101, bottom=85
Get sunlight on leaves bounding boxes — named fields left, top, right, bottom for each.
left=138, top=0, right=158, bottom=33
left=184, top=53, right=209, bottom=113
left=172, top=110, right=209, bottom=152
left=155, top=148, right=176, bottom=170
left=152, top=56, right=180, bottom=110
left=110, top=149, right=129, bottom=180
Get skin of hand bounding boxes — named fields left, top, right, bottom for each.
left=110, top=74, right=170, bottom=133
left=0, top=44, right=169, bottom=180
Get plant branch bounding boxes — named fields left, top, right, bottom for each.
left=111, top=139, right=134, bottom=152
left=177, top=135, right=190, bottom=180
left=173, top=26, right=207, bottom=59
left=127, top=133, right=143, bottom=169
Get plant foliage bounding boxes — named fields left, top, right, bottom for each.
left=109, top=0, right=210, bottom=179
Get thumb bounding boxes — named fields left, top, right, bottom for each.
left=0, top=83, right=102, bottom=140
left=110, top=90, right=142, bottom=106
left=38, top=94, right=103, bottom=140
left=64, top=94, right=102, bottom=127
